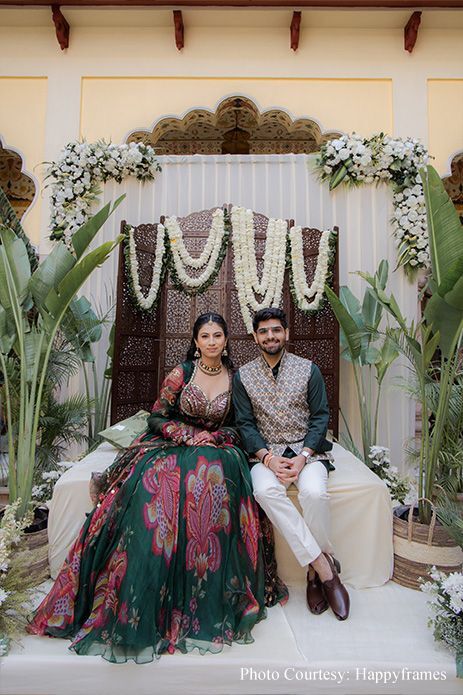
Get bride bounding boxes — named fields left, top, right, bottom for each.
left=29, top=313, right=267, bottom=663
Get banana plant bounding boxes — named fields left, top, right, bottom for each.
left=356, top=165, right=463, bottom=523
left=61, top=295, right=115, bottom=448
left=324, top=260, right=399, bottom=464
left=0, top=198, right=124, bottom=517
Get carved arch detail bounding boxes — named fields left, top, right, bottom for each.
left=442, top=151, right=463, bottom=220
left=127, top=96, right=341, bottom=156
left=0, top=139, right=36, bottom=221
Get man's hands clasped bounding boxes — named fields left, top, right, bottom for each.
left=267, top=454, right=306, bottom=484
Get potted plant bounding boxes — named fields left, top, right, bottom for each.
left=0, top=197, right=123, bottom=519
left=352, top=165, right=463, bottom=588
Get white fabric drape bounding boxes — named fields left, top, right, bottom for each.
left=76, top=154, right=417, bottom=470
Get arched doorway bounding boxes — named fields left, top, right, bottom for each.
left=127, top=96, right=341, bottom=155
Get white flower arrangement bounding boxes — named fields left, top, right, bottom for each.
left=165, top=209, right=226, bottom=289
left=231, top=206, right=287, bottom=333
left=0, top=499, right=41, bottom=653
left=289, top=227, right=334, bottom=312
left=316, top=133, right=429, bottom=274
left=421, top=567, right=463, bottom=678
left=368, top=445, right=413, bottom=505
left=126, top=223, right=166, bottom=311
left=47, top=140, right=161, bottom=241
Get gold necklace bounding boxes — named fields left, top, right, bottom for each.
left=198, top=360, right=222, bottom=376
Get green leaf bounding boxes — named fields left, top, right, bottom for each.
left=104, top=322, right=115, bottom=379
left=72, top=195, right=125, bottom=260
left=356, top=270, right=375, bottom=288
left=424, top=293, right=463, bottom=359
left=404, top=333, right=422, bottom=361
left=0, top=225, right=31, bottom=306
left=437, top=256, right=463, bottom=311
left=61, top=296, right=103, bottom=363
left=30, top=242, right=76, bottom=308
left=362, top=287, right=383, bottom=330
left=375, top=259, right=389, bottom=291
left=43, top=237, right=123, bottom=333
left=0, top=305, right=16, bottom=354
left=364, top=346, right=381, bottom=365
left=324, top=284, right=361, bottom=359
left=340, top=286, right=364, bottom=329
left=329, top=163, right=349, bottom=191
left=423, top=329, right=441, bottom=369
left=0, top=184, right=39, bottom=272
left=23, top=330, right=46, bottom=382
left=375, top=336, right=399, bottom=384
left=421, top=165, right=463, bottom=287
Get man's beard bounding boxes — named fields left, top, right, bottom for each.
left=259, top=340, right=285, bottom=356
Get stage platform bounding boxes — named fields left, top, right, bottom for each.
left=0, top=579, right=459, bottom=695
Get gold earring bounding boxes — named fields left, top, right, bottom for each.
left=222, top=346, right=228, bottom=357
left=194, top=348, right=200, bottom=358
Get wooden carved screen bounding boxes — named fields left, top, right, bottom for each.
left=111, top=208, right=339, bottom=437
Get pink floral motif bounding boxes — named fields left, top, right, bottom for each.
left=28, top=530, right=86, bottom=633
left=142, top=454, right=180, bottom=565
left=71, top=541, right=128, bottom=645
left=118, top=602, right=128, bottom=624
left=184, top=457, right=230, bottom=579
left=242, top=577, right=260, bottom=619
left=239, top=498, right=260, bottom=571
left=166, top=608, right=183, bottom=653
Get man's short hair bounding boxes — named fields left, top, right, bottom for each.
left=252, top=307, right=288, bottom=332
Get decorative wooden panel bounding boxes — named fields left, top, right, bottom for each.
left=111, top=209, right=339, bottom=437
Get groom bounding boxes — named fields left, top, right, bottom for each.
left=233, top=307, right=349, bottom=620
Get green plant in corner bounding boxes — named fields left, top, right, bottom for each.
left=356, top=165, right=463, bottom=524
left=324, top=260, right=399, bottom=464
left=0, top=198, right=124, bottom=518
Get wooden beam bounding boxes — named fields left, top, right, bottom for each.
left=1, top=1, right=463, bottom=7
left=404, top=10, right=422, bottom=52
left=173, top=9, right=184, bottom=51
left=51, top=4, right=69, bottom=50
left=290, top=11, right=301, bottom=51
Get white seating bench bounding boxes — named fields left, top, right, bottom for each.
left=48, top=442, right=393, bottom=589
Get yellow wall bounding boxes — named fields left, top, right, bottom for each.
left=428, top=80, right=463, bottom=174
left=0, top=14, right=463, bottom=246
left=80, top=77, right=392, bottom=143
left=0, top=77, right=47, bottom=243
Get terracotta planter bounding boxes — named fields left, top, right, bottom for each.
left=392, top=503, right=463, bottom=590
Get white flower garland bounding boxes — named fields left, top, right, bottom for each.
left=231, top=206, right=287, bottom=333
left=165, top=209, right=226, bottom=289
left=289, top=227, right=333, bottom=311
left=127, top=223, right=166, bottom=310
left=47, top=140, right=160, bottom=241
left=316, top=133, right=429, bottom=274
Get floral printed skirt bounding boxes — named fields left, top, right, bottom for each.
left=29, top=438, right=267, bottom=663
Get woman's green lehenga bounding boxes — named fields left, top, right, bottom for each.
left=29, top=361, right=276, bottom=663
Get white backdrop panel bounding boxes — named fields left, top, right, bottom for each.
left=76, top=154, right=417, bottom=470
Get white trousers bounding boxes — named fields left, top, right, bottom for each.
left=251, top=460, right=333, bottom=567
